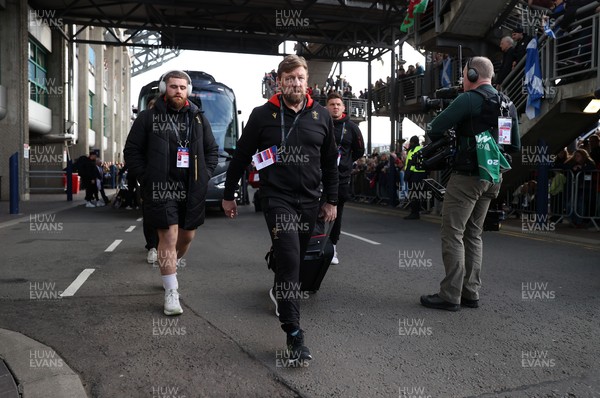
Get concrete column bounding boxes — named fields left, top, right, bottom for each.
left=114, top=46, right=131, bottom=164
left=105, top=45, right=115, bottom=163
left=91, top=27, right=104, bottom=161
left=120, top=48, right=131, bottom=162
left=74, top=27, right=89, bottom=158
left=0, top=0, right=29, bottom=200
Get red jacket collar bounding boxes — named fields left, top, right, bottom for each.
left=268, top=93, right=314, bottom=109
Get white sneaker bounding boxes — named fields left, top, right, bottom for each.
left=269, top=288, right=280, bottom=317
left=164, top=289, right=183, bottom=316
left=147, top=248, right=157, bottom=264
left=331, top=244, right=339, bottom=265
left=85, top=201, right=95, bottom=208
left=96, top=201, right=106, bottom=207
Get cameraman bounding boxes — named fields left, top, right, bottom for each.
left=420, top=56, right=520, bottom=311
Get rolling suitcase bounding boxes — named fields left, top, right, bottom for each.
left=265, top=220, right=334, bottom=292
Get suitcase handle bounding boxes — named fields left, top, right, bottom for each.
left=312, top=219, right=333, bottom=256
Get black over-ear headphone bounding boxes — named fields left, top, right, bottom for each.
left=158, top=70, right=193, bottom=96
left=466, top=58, right=479, bottom=83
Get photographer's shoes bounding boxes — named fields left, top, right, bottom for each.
left=420, top=294, right=460, bottom=311
left=461, top=297, right=479, bottom=308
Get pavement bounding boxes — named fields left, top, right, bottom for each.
left=0, top=190, right=600, bottom=398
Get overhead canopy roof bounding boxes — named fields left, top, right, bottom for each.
left=28, top=0, right=409, bottom=62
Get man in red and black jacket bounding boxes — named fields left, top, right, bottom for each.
left=325, top=92, right=365, bottom=264
left=222, top=55, right=338, bottom=365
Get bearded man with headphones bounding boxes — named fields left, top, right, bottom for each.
left=124, top=70, right=219, bottom=315
left=420, top=56, right=521, bottom=311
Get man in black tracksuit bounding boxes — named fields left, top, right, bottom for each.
left=325, top=92, right=365, bottom=264
left=222, top=55, right=338, bottom=365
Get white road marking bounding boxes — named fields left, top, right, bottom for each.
left=125, top=226, right=136, bottom=232
left=60, top=268, right=95, bottom=297
left=136, top=217, right=143, bottom=222
left=340, top=231, right=381, bottom=245
left=105, top=239, right=123, bottom=252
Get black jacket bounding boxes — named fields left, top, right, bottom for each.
left=123, top=97, right=219, bottom=229
left=496, top=47, right=516, bottom=86
left=334, top=113, right=365, bottom=184
left=224, top=94, right=338, bottom=204
left=78, top=156, right=96, bottom=189
left=513, top=36, right=530, bottom=62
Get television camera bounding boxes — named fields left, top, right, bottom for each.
left=421, top=85, right=463, bottom=112
left=414, top=129, right=456, bottom=171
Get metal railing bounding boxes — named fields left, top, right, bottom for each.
left=550, top=12, right=599, bottom=83
left=312, top=96, right=368, bottom=121
left=500, top=3, right=600, bottom=113
left=345, top=98, right=368, bottom=120
left=371, top=75, right=425, bottom=114
left=498, top=1, right=547, bottom=38
left=572, top=169, right=600, bottom=230
left=504, top=169, right=600, bottom=230
left=350, top=165, right=599, bottom=230
left=349, top=169, right=434, bottom=211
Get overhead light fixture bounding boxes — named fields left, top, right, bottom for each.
left=583, top=99, right=600, bottom=113
left=554, top=78, right=561, bottom=85
left=583, top=88, right=600, bottom=113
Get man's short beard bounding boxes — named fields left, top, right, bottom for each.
left=282, top=90, right=305, bottom=106
left=167, top=95, right=186, bottom=109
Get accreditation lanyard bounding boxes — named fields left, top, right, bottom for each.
left=336, top=122, right=346, bottom=166
left=170, top=113, right=191, bottom=168
left=337, top=122, right=346, bottom=150
left=169, top=113, right=190, bottom=148
left=280, top=99, right=306, bottom=147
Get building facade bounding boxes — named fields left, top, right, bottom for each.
left=0, top=0, right=131, bottom=200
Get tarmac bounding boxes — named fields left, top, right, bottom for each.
left=0, top=192, right=105, bottom=398
left=0, top=192, right=598, bottom=398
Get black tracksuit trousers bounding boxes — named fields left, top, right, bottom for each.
left=263, top=196, right=319, bottom=334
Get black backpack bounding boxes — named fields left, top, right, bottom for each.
left=453, top=88, right=513, bottom=171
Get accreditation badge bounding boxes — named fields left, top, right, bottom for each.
left=498, top=117, right=512, bottom=145
left=252, top=145, right=277, bottom=170
left=176, top=147, right=190, bottom=168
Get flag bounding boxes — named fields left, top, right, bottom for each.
left=441, top=57, right=452, bottom=88
left=544, top=21, right=556, bottom=39
left=525, top=37, right=544, bottom=120
left=400, top=0, right=429, bottom=32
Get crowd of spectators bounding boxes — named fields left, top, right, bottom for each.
left=349, top=138, right=418, bottom=207
left=71, top=155, right=138, bottom=209
left=263, top=68, right=363, bottom=100
left=494, top=0, right=600, bottom=87
left=344, top=130, right=600, bottom=230
left=263, top=59, right=426, bottom=113
left=510, top=131, right=600, bottom=229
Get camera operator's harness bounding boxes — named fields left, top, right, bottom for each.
left=416, top=87, right=513, bottom=184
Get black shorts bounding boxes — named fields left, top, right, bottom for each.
left=145, top=200, right=193, bottom=230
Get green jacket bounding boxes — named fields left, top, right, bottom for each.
left=428, top=84, right=521, bottom=173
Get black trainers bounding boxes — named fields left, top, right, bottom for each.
left=286, top=330, right=312, bottom=365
